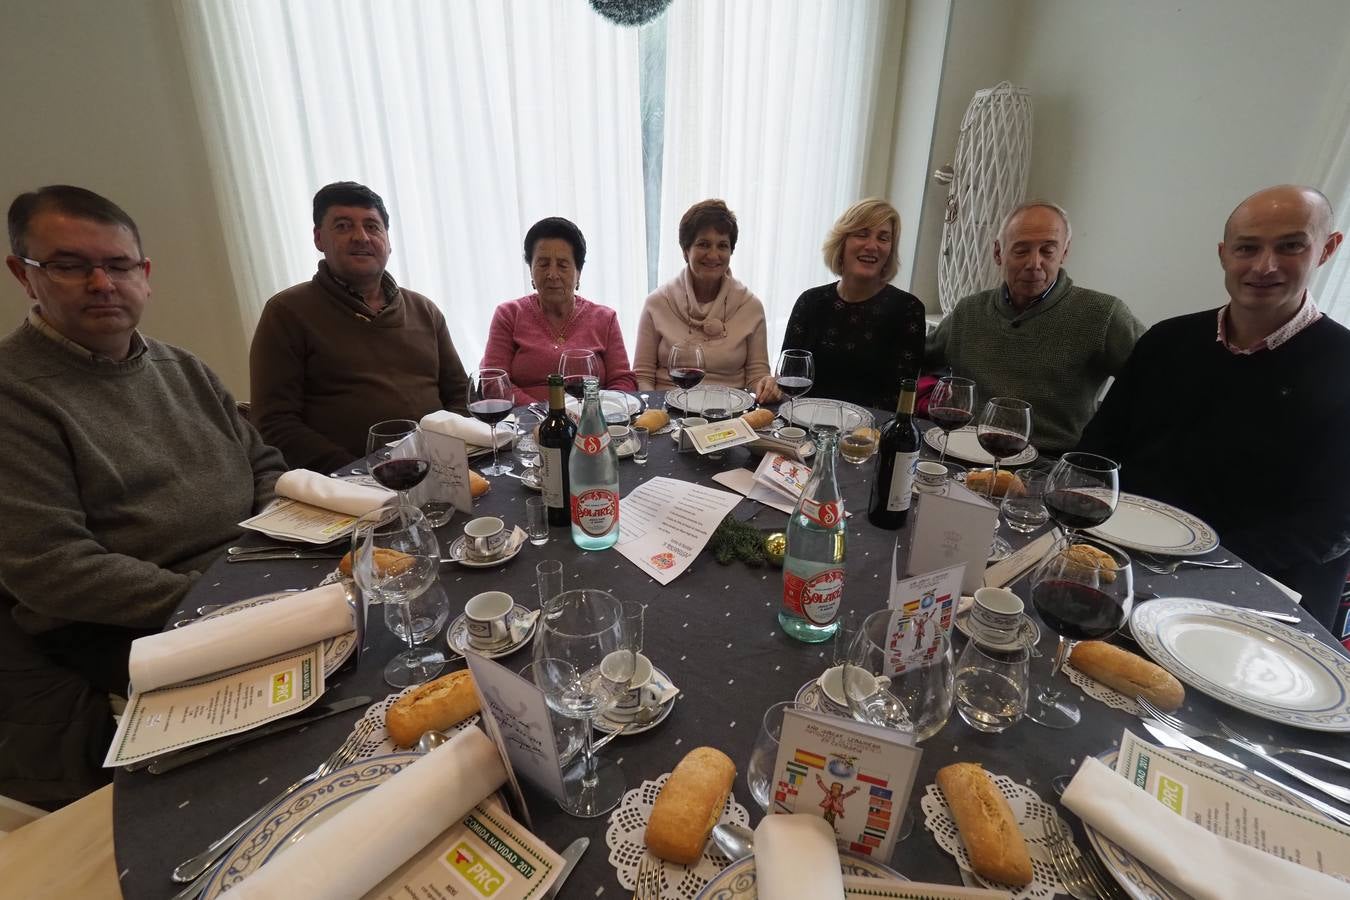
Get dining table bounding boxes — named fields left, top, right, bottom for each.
left=113, top=395, right=1350, bottom=898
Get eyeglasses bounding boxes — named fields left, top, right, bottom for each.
left=20, top=257, right=148, bottom=284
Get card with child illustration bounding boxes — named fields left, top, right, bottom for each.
left=770, top=708, right=922, bottom=860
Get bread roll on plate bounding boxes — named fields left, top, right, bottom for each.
left=965, top=468, right=1025, bottom=498
left=337, top=546, right=414, bottom=579
left=645, top=747, right=736, bottom=864
left=469, top=470, right=490, bottom=498
left=385, top=670, right=482, bottom=747
left=936, top=762, right=1033, bottom=887
left=1069, top=640, right=1184, bottom=711
left=740, top=408, right=775, bottom=430
left=634, top=408, right=670, bottom=432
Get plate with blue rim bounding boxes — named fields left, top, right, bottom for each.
left=1130, top=597, right=1350, bottom=731
left=1085, top=493, right=1218, bottom=557
left=666, top=386, right=756, bottom=416
left=694, top=852, right=906, bottom=899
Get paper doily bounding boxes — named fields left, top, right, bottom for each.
left=920, top=770, right=1065, bottom=900
left=348, top=686, right=481, bottom=761
left=1065, top=663, right=1144, bottom=717
left=606, top=773, right=751, bottom=899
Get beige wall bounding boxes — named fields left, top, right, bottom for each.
left=0, top=0, right=249, bottom=395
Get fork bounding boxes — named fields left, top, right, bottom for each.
left=1137, top=699, right=1350, bottom=804
left=1134, top=554, right=1239, bottom=575
left=632, top=853, right=662, bottom=900
left=170, top=718, right=376, bottom=884
left=1042, top=819, right=1099, bottom=899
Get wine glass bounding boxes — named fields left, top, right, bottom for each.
left=927, top=376, right=974, bottom=465
left=469, top=368, right=515, bottom=477
left=668, top=342, right=706, bottom=415
left=976, top=397, right=1032, bottom=561
left=1044, top=452, right=1121, bottom=542
left=1027, top=536, right=1133, bottom=728
left=559, top=349, right=598, bottom=404
left=774, top=349, right=814, bottom=427
left=366, top=420, right=429, bottom=509
left=351, top=506, right=446, bottom=688
left=531, top=589, right=632, bottom=817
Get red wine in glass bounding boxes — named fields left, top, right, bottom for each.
left=372, top=458, right=430, bottom=492
left=976, top=430, right=1029, bottom=459
left=928, top=406, right=972, bottom=432
left=1031, top=579, right=1128, bottom=640
left=1044, top=452, right=1121, bottom=541
left=928, top=376, right=974, bottom=465
left=1044, top=490, right=1114, bottom=531
left=669, top=367, right=706, bottom=390
left=775, top=376, right=813, bottom=398
left=469, top=398, right=514, bottom=426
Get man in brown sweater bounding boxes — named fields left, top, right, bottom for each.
left=250, top=182, right=470, bottom=472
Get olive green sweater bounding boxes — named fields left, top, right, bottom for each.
left=0, top=319, right=285, bottom=635
left=925, top=273, right=1144, bottom=454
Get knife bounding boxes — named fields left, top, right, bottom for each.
left=227, top=549, right=347, bottom=563
left=544, top=837, right=588, bottom=899
left=142, top=695, right=371, bottom=774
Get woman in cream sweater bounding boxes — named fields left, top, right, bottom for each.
left=633, top=200, right=779, bottom=399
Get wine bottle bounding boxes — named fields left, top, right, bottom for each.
left=867, top=378, right=920, bottom=529
left=538, top=374, right=576, bottom=527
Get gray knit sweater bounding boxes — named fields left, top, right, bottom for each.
left=925, top=272, right=1144, bottom=453
left=0, top=319, right=286, bottom=635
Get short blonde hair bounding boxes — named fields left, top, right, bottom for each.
left=822, top=198, right=901, bottom=281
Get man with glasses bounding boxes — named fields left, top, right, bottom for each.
left=0, top=185, right=285, bottom=807
left=249, top=181, right=470, bottom=472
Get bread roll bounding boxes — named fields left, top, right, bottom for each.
left=936, top=763, right=1033, bottom=887
left=385, top=670, right=481, bottom=747
left=337, top=546, right=415, bottom=578
left=741, top=408, right=775, bottom=430
left=1065, top=543, right=1118, bottom=583
left=470, top=470, right=490, bottom=498
left=645, top=747, right=736, bottom=864
left=965, top=469, right=1025, bottom=498
left=1070, top=641, right=1184, bottom=711
left=634, top=409, right=670, bottom=432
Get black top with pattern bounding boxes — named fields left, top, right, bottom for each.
left=781, top=282, right=926, bottom=411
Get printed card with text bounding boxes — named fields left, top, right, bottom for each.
left=771, top=708, right=922, bottom=861
left=905, top=481, right=997, bottom=595
left=884, top=563, right=964, bottom=673
left=464, top=652, right=565, bottom=808
left=410, top=428, right=474, bottom=518
left=752, top=452, right=812, bottom=501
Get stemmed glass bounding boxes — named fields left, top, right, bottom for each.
left=774, top=349, right=814, bottom=427
left=366, top=420, right=429, bottom=508
left=1044, top=452, right=1121, bottom=543
left=1027, top=536, right=1133, bottom=728
left=668, top=342, right=706, bottom=414
left=351, top=506, right=446, bottom=688
left=976, top=397, right=1032, bottom=561
left=469, top=368, right=515, bottom=477
left=559, top=349, right=598, bottom=404
left=531, top=589, right=633, bottom=817
left=927, top=376, right=974, bottom=465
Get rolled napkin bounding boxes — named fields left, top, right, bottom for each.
left=753, top=814, right=846, bottom=900
left=420, top=410, right=514, bottom=449
left=1062, top=757, right=1350, bottom=900
left=229, top=726, right=508, bottom=899
left=129, top=584, right=352, bottom=692
left=275, top=469, right=395, bottom=517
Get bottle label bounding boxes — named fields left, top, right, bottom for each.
left=571, top=488, right=619, bottom=536
left=574, top=432, right=611, bottom=456
left=886, top=451, right=919, bottom=512
left=541, top=447, right=565, bottom=508
left=799, top=498, right=843, bottom=528
left=782, top=566, right=844, bottom=625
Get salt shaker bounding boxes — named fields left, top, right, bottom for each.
left=954, top=587, right=1030, bottom=733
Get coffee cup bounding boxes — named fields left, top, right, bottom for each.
left=465, top=591, right=514, bottom=648
left=971, top=587, right=1026, bottom=648
left=915, top=461, right=948, bottom=493
left=463, top=516, right=507, bottom=561
left=608, top=424, right=632, bottom=454
left=776, top=426, right=807, bottom=443
left=600, top=650, right=653, bottom=718
left=678, top=418, right=707, bottom=452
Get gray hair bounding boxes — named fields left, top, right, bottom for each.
left=997, top=201, right=1072, bottom=246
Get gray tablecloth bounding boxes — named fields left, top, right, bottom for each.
left=114, top=405, right=1349, bottom=898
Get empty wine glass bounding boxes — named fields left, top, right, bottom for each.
left=927, top=376, right=974, bottom=465
left=366, top=421, right=429, bottom=508
left=774, top=349, right=814, bottom=427
left=469, top=368, right=515, bottom=477
left=976, top=397, right=1032, bottom=561
left=559, top=349, right=598, bottom=404
left=668, top=342, right=706, bottom=415
left=1044, top=452, right=1121, bottom=543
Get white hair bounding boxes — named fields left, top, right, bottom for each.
left=997, top=201, right=1072, bottom=245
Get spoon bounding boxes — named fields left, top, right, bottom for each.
left=711, top=823, right=755, bottom=861
left=417, top=730, right=451, bottom=754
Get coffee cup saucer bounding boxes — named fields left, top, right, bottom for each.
left=953, top=606, right=1040, bottom=647
left=446, top=604, right=538, bottom=659
left=593, top=664, right=678, bottom=736
left=445, top=533, right=524, bottom=568
left=794, top=677, right=851, bottom=719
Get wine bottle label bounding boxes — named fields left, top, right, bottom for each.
left=573, top=432, right=611, bottom=456
left=799, top=498, right=843, bottom=528
left=782, top=565, right=844, bottom=625
left=571, top=488, right=619, bottom=536
left=541, top=447, right=565, bottom=507
left=885, top=451, right=919, bottom=512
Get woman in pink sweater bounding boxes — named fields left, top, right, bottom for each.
left=481, top=217, right=637, bottom=404
left=633, top=200, right=779, bottom=400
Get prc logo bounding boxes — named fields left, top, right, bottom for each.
left=445, top=841, right=509, bottom=896
left=650, top=551, right=675, bottom=570
left=269, top=670, right=294, bottom=705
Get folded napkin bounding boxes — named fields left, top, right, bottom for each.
left=275, top=469, right=395, bottom=517
left=754, top=814, right=846, bottom=900
left=1062, top=757, right=1350, bottom=900
left=420, top=410, right=513, bottom=449
left=229, top=726, right=508, bottom=899
left=130, top=584, right=353, bottom=692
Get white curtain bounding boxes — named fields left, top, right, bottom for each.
left=1313, top=127, right=1350, bottom=326
left=655, top=0, right=892, bottom=362
left=175, top=0, right=648, bottom=369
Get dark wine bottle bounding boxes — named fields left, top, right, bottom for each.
left=538, top=374, right=576, bottom=526
left=867, top=378, right=920, bottom=529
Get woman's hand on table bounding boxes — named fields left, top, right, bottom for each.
left=752, top=374, right=782, bottom=403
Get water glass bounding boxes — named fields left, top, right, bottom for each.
left=515, top=411, right=541, bottom=469
left=525, top=496, right=549, bottom=546
left=1001, top=470, right=1049, bottom=534
left=518, top=661, right=586, bottom=763
left=536, top=560, right=564, bottom=609
left=747, top=701, right=808, bottom=811
left=632, top=426, right=650, bottom=465
left=844, top=609, right=955, bottom=742
left=382, top=581, right=450, bottom=644
left=954, top=640, right=1029, bottom=733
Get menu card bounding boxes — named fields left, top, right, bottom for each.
left=711, top=468, right=797, bottom=515
left=686, top=416, right=759, bottom=455
left=754, top=452, right=811, bottom=500
left=615, top=477, right=743, bottom=584
left=885, top=564, right=964, bottom=673
left=840, top=879, right=1009, bottom=899
left=905, top=482, right=997, bottom=595
left=769, top=708, right=922, bottom=861
left=103, top=645, right=325, bottom=767
left=982, top=529, right=1060, bottom=588
left=240, top=498, right=360, bottom=544
left=464, top=652, right=567, bottom=805
left=411, top=423, right=475, bottom=519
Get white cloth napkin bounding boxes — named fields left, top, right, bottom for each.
left=229, top=726, right=507, bottom=900
left=129, top=584, right=353, bottom=692
left=1062, top=757, right=1350, bottom=900
left=275, top=469, right=395, bottom=516
left=420, top=410, right=513, bottom=449
left=753, top=814, right=846, bottom=900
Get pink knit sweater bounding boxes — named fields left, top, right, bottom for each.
left=480, top=295, right=638, bottom=404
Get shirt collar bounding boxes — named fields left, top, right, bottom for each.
left=27, top=306, right=147, bottom=362
left=1216, top=292, right=1323, bottom=355
left=1001, top=275, right=1059, bottom=309
left=325, top=263, right=399, bottom=310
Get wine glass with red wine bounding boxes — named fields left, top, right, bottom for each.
left=469, top=368, right=516, bottom=477
left=1044, top=452, right=1121, bottom=542
left=928, top=376, right=974, bottom=465
left=366, top=420, right=430, bottom=508
left=975, top=397, right=1031, bottom=560
left=773, top=349, right=814, bottom=427
left=559, top=349, right=599, bottom=404
left=1027, top=536, right=1133, bottom=728
left=668, top=342, right=706, bottom=414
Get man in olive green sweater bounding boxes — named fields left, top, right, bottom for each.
left=1, top=186, right=285, bottom=806
left=926, top=202, right=1144, bottom=454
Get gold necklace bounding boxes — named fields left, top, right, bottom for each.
left=534, top=296, right=578, bottom=349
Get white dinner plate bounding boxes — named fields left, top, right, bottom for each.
left=1130, top=598, right=1350, bottom=731
left=784, top=398, right=873, bottom=433
left=693, top=852, right=907, bottom=899
left=1086, top=493, right=1219, bottom=556
left=566, top=391, right=642, bottom=422
left=922, top=425, right=1038, bottom=466
left=666, top=385, right=756, bottom=415
left=200, top=591, right=355, bottom=678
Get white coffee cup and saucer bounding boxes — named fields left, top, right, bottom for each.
left=446, top=517, right=527, bottom=567
left=446, top=590, right=539, bottom=659
left=593, top=652, right=679, bottom=735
